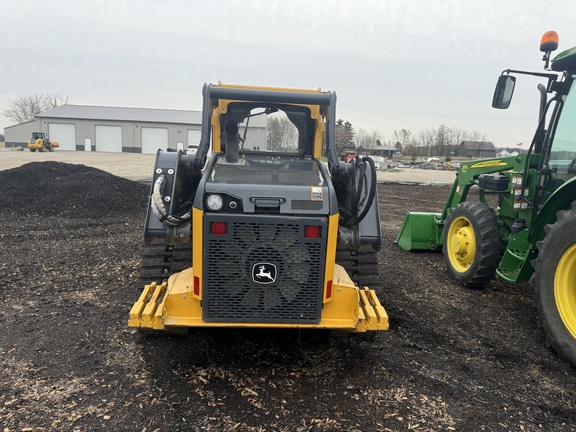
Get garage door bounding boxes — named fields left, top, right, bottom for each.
left=187, top=129, right=201, bottom=147
left=95, top=125, right=122, bottom=152
left=48, top=123, right=76, bottom=151
left=188, top=128, right=210, bottom=157
left=142, top=127, right=168, bottom=154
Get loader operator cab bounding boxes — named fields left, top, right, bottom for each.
left=227, top=103, right=314, bottom=156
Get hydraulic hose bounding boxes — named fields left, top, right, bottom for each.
left=150, top=174, right=191, bottom=227
left=349, top=156, right=377, bottom=226
left=339, top=156, right=377, bottom=227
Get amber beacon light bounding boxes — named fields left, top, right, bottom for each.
left=540, top=30, right=559, bottom=52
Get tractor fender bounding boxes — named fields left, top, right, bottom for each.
left=530, top=176, right=576, bottom=244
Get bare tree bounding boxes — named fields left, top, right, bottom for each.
left=393, top=129, right=413, bottom=154
left=435, top=124, right=451, bottom=156
left=3, top=93, right=73, bottom=124
left=368, top=129, right=383, bottom=151
left=355, top=128, right=369, bottom=149
left=467, top=129, right=488, bottom=142
left=266, top=113, right=298, bottom=151
left=44, top=93, right=73, bottom=109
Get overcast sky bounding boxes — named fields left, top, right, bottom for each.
left=1, top=0, right=575, bottom=148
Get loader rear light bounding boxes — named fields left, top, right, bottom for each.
left=326, top=279, right=333, bottom=300
left=206, top=194, right=224, bottom=211
left=210, top=221, right=227, bottom=235
left=193, top=276, right=200, bottom=296
left=305, top=225, right=321, bottom=238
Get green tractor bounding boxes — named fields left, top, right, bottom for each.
left=396, top=31, right=576, bottom=368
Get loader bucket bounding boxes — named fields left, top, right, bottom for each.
left=395, top=211, right=443, bottom=251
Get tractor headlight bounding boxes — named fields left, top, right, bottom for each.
left=206, top=194, right=223, bottom=211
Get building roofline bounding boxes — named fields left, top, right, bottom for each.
left=4, top=119, right=37, bottom=129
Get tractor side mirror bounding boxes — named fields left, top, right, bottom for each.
left=492, top=75, right=516, bottom=109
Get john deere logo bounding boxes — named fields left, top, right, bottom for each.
left=252, top=263, right=277, bottom=284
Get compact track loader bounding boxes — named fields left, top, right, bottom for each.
left=129, top=83, right=388, bottom=333
left=397, top=31, right=576, bottom=368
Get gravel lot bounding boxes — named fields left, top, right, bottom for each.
left=0, top=149, right=157, bottom=182
left=0, top=149, right=456, bottom=184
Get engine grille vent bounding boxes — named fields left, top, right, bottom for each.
left=203, top=215, right=326, bottom=323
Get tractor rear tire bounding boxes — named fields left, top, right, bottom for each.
left=443, top=201, right=503, bottom=288
left=336, top=245, right=381, bottom=289
left=533, top=201, right=576, bottom=368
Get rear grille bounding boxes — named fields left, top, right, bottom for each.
left=203, top=214, right=326, bottom=323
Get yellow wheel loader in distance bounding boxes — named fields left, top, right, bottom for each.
left=129, top=83, right=388, bottom=334
left=28, top=132, right=59, bottom=152
left=396, top=31, right=576, bottom=368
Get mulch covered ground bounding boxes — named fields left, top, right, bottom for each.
left=1, top=161, right=575, bottom=431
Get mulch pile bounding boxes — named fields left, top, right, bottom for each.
left=0, top=161, right=575, bottom=431
left=0, top=161, right=148, bottom=218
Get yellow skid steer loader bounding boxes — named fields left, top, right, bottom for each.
left=129, top=83, right=388, bottom=333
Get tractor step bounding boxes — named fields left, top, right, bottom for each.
left=497, top=229, right=534, bottom=283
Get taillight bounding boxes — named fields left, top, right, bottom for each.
left=193, top=276, right=200, bottom=296
left=305, top=225, right=321, bottom=238
left=326, top=280, right=333, bottom=300
left=210, top=221, right=227, bottom=235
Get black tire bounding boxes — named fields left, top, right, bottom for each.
left=336, top=245, right=380, bottom=289
left=139, top=240, right=191, bottom=286
left=533, top=201, right=576, bottom=368
left=443, top=201, right=503, bottom=288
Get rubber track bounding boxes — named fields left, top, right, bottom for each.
left=336, top=245, right=381, bottom=289
left=139, top=241, right=191, bottom=286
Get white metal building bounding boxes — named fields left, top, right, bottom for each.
left=4, top=105, right=203, bottom=154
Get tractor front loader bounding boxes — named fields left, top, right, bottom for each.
left=129, top=83, right=388, bottom=334
left=396, top=31, right=576, bottom=368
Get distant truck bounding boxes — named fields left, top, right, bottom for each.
left=28, top=132, right=58, bottom=152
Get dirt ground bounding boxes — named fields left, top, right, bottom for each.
left=1, top=158, right=576, bottom=431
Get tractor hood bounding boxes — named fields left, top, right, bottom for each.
left=197, top=156, right=337, bottom=215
